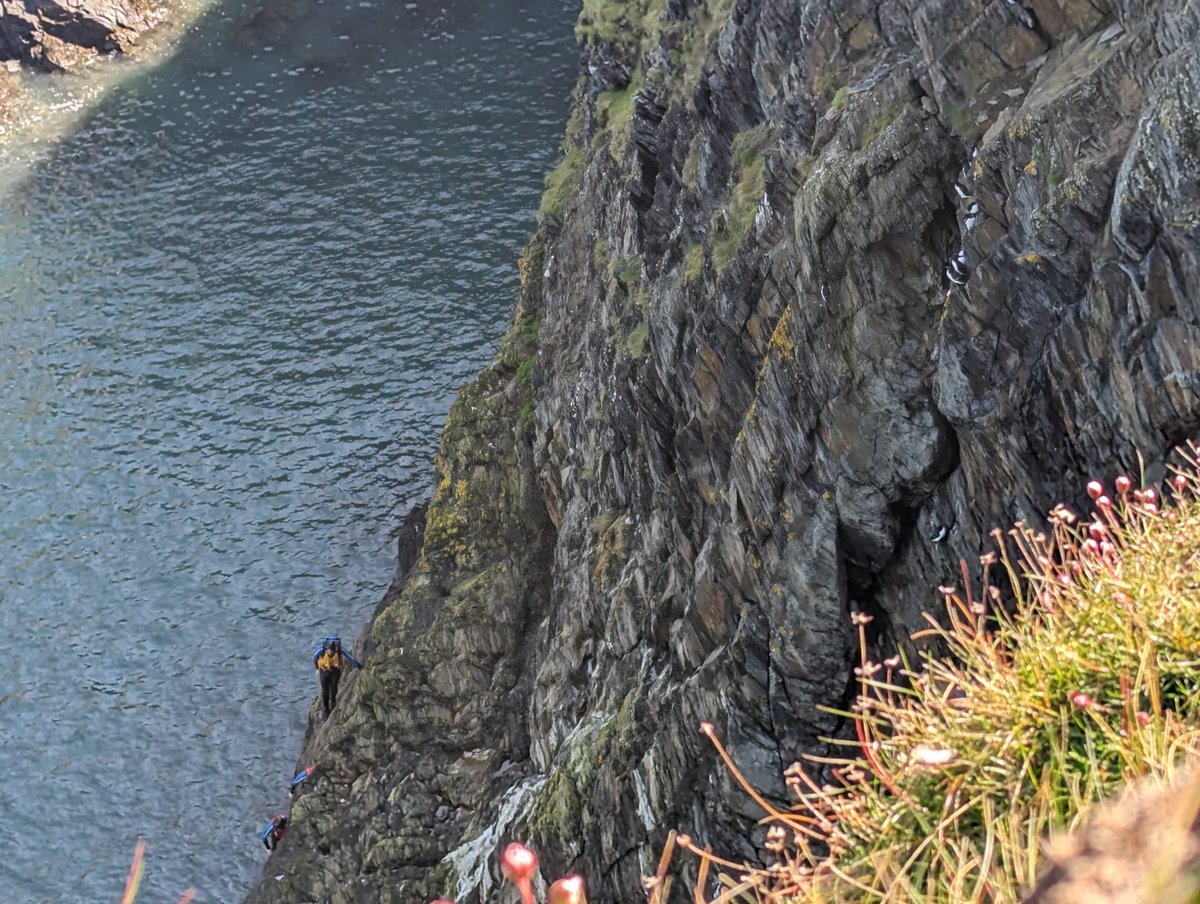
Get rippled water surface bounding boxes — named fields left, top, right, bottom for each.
left=0, top=2, right=576, bottom=900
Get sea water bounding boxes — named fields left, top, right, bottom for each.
left=0, top=0, right=577, bottom=899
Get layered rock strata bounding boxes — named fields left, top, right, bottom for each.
left=246, top=0, right=1200, bottom=901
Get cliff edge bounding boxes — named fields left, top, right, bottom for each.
left=246, top=0, right=1200, bottom=901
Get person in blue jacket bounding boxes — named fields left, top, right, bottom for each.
left=260, top=814, right=288, bottom=851
left=313, top=636, right=361, bottom=718
left=289, top=764, right=315, bottom=797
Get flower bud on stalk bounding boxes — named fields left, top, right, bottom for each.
left=548, top=875, right=589, bottom=904
left=501, top=843, right=539, bottom=904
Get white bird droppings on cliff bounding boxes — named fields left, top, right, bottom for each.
left=633, top=770, right=656, bottom=833
left=445, top=776, right=548, bottom=903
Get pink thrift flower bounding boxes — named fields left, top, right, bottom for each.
left=548, top=875, right=589, bottom=904
left=1087, top=480, right=1104, bottom=499
left=1115, top=475, right=1132, bottom=494
left=501, top=843, right=539, bottom=904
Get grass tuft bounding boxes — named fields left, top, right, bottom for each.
left=674, top=446, right=1200, bottom=902
left=537, top=148, right=586, bottom=224
left=711, top=128, right=771, bottom=271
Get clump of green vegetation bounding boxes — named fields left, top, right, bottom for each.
left=1047, top=168, right=1064, bottom=187
left=611, top=256, right=641, bottom=288
left=515, top=354, right=538, bottom=383
left=667, top=450, right=1200, bottom=902
left=626, top=322, right=650, bottom=358
left=831, top=85, right=850, bottom=110
left=516, top=400, right=535, bottom=427
left=683, top=243, right=705, bottom=282
left=596, top=70, right=643, bottom=140
left=537, top=147, right=587, bottom=223
left=592, top=238, right=610, bottom=275
left=858, top=102, right=906, bottom=149
left=576, top=0, right=668, bottom=60
left=671, top=0, right=735, bottom=96
left=710, top=127, right=772, bottom=271
left=795, top=153, right=817, bottom=180
left=496, top=313, right=541, bottom=372
left=682, top=133, right=704, bottom=188
left=945, top=103, right=975, bottom=136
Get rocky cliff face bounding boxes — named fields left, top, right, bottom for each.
left=245, top=0, right=1200, bottom=901
left=1, top=0, right=161, bottom=70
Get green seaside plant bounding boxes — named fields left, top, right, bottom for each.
left=677, top=447, right=1200, bottom=902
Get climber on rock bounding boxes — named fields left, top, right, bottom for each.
left=314, top=636, right=361, bottom=718
left=260, top=814, right=288, bottom=851
left=289, top=764, right=315, bottom=797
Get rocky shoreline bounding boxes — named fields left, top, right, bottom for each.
left=0, top=0, right=165, bottom=71
left=242, top=0, right=1200, bottom=901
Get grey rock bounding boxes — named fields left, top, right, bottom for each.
left=246, top=0, right=1200, bottom=902
left=0, top=0, right=160, bottom=70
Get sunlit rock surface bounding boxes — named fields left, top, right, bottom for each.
left=247, top=0, right=1200, bottom=901
left=0, top=0, right=161, bottom=69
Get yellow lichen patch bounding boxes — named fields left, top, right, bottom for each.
left=593, top=515, right=629, bottom=587
left=1024, top=158, right=1038, bottom=175
left=1015, top=251, right=1043, bottom=265
left=767, top=306, right=795, bottom=356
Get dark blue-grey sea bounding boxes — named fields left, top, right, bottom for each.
left=0, top=1, right=576, bottom=899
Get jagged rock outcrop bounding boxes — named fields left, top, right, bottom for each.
left=0, top=0, right=160, bottom=70
left=246, top=0, right=1200, bottom=901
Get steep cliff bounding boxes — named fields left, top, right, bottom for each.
left=245, top=0, right=1200, bottom=901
